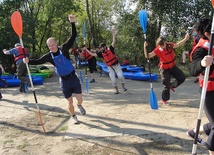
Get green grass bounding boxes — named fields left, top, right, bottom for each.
left=58, top=126, right=68, bottom=132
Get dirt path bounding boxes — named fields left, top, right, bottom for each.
left=0, top=64, right=210, bottom=155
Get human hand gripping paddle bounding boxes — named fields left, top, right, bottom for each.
left=191, top=1, right=214, bottom=154
left=11, top=11, right=46, bottom=133
left=139, top=10, right=158, bottom=110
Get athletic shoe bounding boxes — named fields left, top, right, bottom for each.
left=186, top=129, right=205, bottom=145
left=124, top=88, right=127, bottom=91
left=2, top=79, right=8, bottom=87
left=161, top=100, right=169, bottom=105
left=115, top=91, right=119, bottom=94
left=0, top=93, right=2, bottom=99
left=72, top=115, right=79, bottom=124
left=77, top=104, right=86, bottom=115
left=90, top=79, right=95, bottom=83
left=170, top=86, right=175, bottom=93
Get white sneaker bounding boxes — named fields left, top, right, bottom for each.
left=72, top=115, right=79, bottom=124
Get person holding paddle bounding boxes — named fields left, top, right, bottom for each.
left=187, top=18, right=214, bottom=155
left=86, top=27, right=127, bottom=94
left=143, top=34, right=189, bottom=105
left=24, top=14, right=86, bottom=125
left=80, top=45, right=98, bottom=83
left=3, top=43, right=30, bottom=93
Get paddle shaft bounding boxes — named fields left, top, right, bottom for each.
left=11, top=11, right=46, bottom=133
left=191, top=11, right=214, bottom=155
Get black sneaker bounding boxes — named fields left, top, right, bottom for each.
left=186, top=129, right=205, bottom=145
left=115, top=91, right=119, bottom=94
left=77, top=104, right=86, bottom=115
left=90, top=79, right=95, bottom=83
left=124, top=88, right=127, bottom=91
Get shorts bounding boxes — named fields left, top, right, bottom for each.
left=60, top=74, right=82, bottom=98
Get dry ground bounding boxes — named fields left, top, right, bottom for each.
left=0, top=63, right=210, bottom=155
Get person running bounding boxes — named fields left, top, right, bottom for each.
left=0, top=63, right=8, bottom=99
left=81, top=45, right=97, bottom=83
left=143, top=33, right=190, bottom=105
left=187, top=18, right=214, bottom=155
left=86, top=27, right=127, bottom=94
left=24, top=14, right=86, bottom=125
left=3, top=43, right=30, bottom=93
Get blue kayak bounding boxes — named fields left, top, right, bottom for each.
left=96, top=61, right=158, bottom=81
left=0, top=75, right=44, bottom=87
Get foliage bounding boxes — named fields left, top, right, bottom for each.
left=0, top=0, right=212, bottom=72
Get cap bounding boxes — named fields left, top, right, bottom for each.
left=99, top=43, right=106, bottom=48
left=14, top=43, right=21, bottom=47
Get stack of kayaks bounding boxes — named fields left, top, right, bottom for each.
left=0, top=75, right=43, bottom=87
left=29, top=65, right=53, bottom=78
left=96, top=61, right=158, bottom=81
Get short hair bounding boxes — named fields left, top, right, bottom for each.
left=156, top=37, right=166, bottom=46
left=14, top=43, right=21, bottom=47
left=197, top=19, right=212, bottom=39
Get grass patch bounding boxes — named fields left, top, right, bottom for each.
left=3, top=139, right=14, bottom=144
left=58, top=126, right=68, bottom=132
left=17, top=140, right=29, bottom=150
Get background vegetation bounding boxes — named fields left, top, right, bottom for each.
left=0, top=0, right=212, bottom=73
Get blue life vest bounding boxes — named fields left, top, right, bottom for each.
left=50, top=50, right=74, bottom=76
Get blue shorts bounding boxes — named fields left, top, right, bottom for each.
left=60, top=74, right=82, bottom=98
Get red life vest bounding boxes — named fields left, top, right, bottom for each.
left=81, top=50, right=93, bottom=61
left=190, top=38, right=214, bottom=91
left=72, top=48, right=78, bottom=55
left=154, top=42, right=176, bottom=69
left=102, top=49, right=118, bottom=66
left=14, top=46, right=29, bottom=61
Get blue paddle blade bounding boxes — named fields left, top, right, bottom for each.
left=139, top=10, right=148, bottom=34
left=150, top=88, right=158, bottom=110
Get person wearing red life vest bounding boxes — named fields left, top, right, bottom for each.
left=71, top=47, right=79, bottom=69
left=81, top=45, right=98, bottom=83
left=182, top=25, right=201, bottom=64
left=187, top=19, right=214, bottom=155
left=144, top=33, right=189, bottom=105
left=86, top=27, right=127, bottom=94
left=3, top=43, right=30, bottom=93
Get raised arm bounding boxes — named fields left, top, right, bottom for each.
left=111, top=26, right=116, bottom=47
left=173, top=33, right=190, bottom=49
left=0, top=64, right=5, bottom=73
left=61, top=14, right=77, bottom=52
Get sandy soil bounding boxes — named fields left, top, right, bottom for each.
left=0, top=63, right=210, bottom=155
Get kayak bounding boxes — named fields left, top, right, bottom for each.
left=0, top=75, right=44, bottom=87
left=97, top=61, right=158, bottom=81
